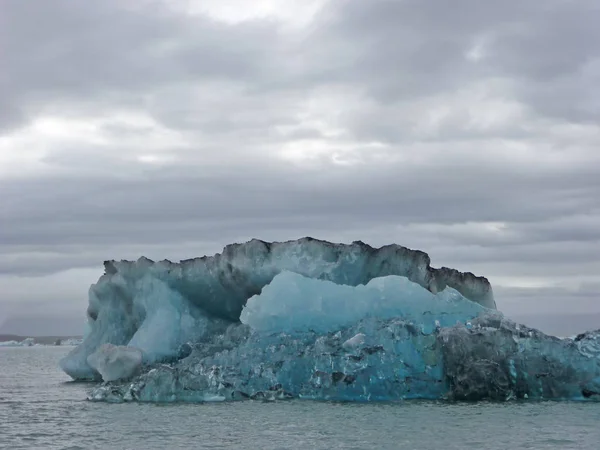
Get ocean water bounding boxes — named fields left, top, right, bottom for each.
left=1, top=347, right=600, bottom=450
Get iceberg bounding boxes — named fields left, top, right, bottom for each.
left=87, top=344, right=143, bottom=382
left=440, top=316, right=600, bottom=401
left=89, top=271, right=489, bottom=402
left=60, top=238, right=494, bottom=380
left=240, top=271, right=486, bottom=334
left=0, top=337, right=36, bottom=347
left=58, top=338, right=84, bottom=346
left=58, top=238, right=600, bottom=402
left=89, top=313, right=600, bottom=403
left=0, top=340, right=24, bottom=347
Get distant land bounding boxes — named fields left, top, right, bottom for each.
left=0, top=334, right=83, bottom=345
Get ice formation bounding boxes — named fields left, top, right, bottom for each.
left=0, top=338, right=36, bottom=347
left=59, top=238, right=600, bottom=403
left=89, top=313, right=600, bottom=403
left=58, top=338, right=84, bottom=346
left=60, top=238, right=494, bottom=380
left=240, top=271, right=485, bottom=334
left=440, top=317, right=600, bottom=400
left=87, top=344, right=143, bottom=382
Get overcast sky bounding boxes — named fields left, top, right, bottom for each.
left=1, top=0, right=599, bottom=332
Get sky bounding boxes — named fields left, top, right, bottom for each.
left=1, top=0, right=599, bottom=335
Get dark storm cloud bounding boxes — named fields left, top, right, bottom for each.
left=1, top=0, right=599, bottom=324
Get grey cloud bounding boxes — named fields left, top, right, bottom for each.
left=4, top=0, right=596, bottom=130
left=1, top=0, right=600, bottom=322
left=2, top=162, right=599, bottom=277
left=1, top=0, right=281, bottom=130
left=1, top=156, right=598, bottom=237
left=3, top=0, right=598, bottom=140
left=307, top=0, right=600, bottom=122
left=496, top=284, right=600, bottom=316
left=401, top=216, right=600, bottom=249
left=486, top=3, right=599, bottom=79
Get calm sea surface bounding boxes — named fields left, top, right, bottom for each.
left=1, top=346, right=600, bottom=449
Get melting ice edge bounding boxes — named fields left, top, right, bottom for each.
left=59, top=238, right=600, bottom=402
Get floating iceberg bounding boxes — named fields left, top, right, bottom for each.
left=440, top=316, right=600, bottom=401
left=90, top=313, right=600, bottom=403
left=87, top=344, right=143, bottom=382
left=60, top=238, right=494, bottom=380
left=0, top=337, right=36, bottom=347
left=58, top=338, right=84, bottom=346
left=0, top=340, right=24, bottom=347
left=59, top=238, right=600, bottom=402
left=0, top=337, right=82, bottom=347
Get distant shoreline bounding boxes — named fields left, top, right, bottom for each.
left=0, top=334, right=83, bottom=346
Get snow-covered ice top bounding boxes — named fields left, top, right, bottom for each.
left=60, top=238, right=495, bottom=381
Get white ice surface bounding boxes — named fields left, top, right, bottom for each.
left=87, top=344, right=143, bottom=382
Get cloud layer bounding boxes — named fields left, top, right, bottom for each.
left=1, top=0, right=599, bottom=327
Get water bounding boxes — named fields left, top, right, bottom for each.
left=1, top=347, right=600, bottom=449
